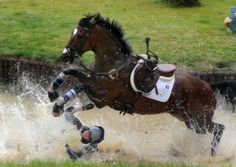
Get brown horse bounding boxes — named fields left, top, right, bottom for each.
left=59, top=14, right=224, bottom=156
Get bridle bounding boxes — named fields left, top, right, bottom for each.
left=64, top=26, right=92, bottom=63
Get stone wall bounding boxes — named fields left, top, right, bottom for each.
left=0, top=57, right=235, bottom=87
left=0, top=57, right=63, bottom=87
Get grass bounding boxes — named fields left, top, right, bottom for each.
left=0, top=0, right=236, bottom=71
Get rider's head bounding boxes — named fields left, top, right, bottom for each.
left=81, top=127, right=104, bottom=144
left=81, top=129, right=91, bottom=143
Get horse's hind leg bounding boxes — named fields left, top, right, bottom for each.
left=183, top=112, right=225, bottom=156
left=232, top=97, right=236, bottom=112
left=207, top=121, right=225, bottom=157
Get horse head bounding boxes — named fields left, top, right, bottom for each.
left=60, top=14, right=99, bottom=63
left=60, top=14, right=133, bottom=72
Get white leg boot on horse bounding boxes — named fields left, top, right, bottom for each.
left=210, top=123, right=225, bottom=157
left=182, top=114, right=225, bottom=157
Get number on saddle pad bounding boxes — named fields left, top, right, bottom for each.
left=229, top=6, right=236, bottom=32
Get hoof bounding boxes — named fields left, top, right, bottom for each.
left=210, top=147, right=216, bottom=157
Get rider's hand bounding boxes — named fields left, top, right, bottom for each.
left=53, top=103, right=64, bottom=114
left=82, top=103, right=94, bottom=111
left=48, top=91, right=59, bottom=102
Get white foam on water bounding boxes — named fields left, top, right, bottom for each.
left=0, top=76, right=236, bottom=166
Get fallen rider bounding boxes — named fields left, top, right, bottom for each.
left=48, top=78, right=105, bottom=160
left=64, top=106, right=105, bottom=160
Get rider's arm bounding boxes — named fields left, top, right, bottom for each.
left=64, top=105, right=94, bottom=129
left=64, top=106, right=83, bottom=129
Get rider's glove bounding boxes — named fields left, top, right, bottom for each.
left=48, top=91, right=59, bottom=102
left=53, top=103, right=64, bottom=114
left=82, top=103, right=94, bottom=111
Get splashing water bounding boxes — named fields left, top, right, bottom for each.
left=0, top=75, right=236, bottom=165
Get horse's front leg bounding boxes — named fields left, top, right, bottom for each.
left=51, top=85, right=93, bottom=117
left=48, top=68, right=88, bottom=102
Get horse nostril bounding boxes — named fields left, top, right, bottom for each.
left=60, top=54, right=69, bottom=62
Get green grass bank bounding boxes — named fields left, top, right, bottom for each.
left=0, top=0, right=235, bottom=71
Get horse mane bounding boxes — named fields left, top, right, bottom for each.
left=80, top=13, right=133, bottom=55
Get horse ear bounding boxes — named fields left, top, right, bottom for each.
left=90, top=17, right=96, bottom=25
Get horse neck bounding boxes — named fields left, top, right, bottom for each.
left=92, top=25, right=127, bottom=72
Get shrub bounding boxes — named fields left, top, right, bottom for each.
left=161, top=0, right=201, bottom=7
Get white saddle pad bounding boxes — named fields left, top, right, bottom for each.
left=130, top=61, right=175, bottom=102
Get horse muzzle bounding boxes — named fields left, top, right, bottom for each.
left=61, top=53, right=73, bottom=63
left=60, top=48, right=80, bottom=63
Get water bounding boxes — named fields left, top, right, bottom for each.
left=0, top=77, right=236, bottom=166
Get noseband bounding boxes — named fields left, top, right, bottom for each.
left=63, top=45, right=79, bottom=63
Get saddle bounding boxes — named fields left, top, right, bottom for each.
left=157, top=64, right=176, bottom=77
left=132, top=58, right=176, bottom=93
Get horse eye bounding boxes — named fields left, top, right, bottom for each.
left=78, top=28, right=84, bottom=35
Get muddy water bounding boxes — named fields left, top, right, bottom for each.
left=0, top=78, right=236, bottom=165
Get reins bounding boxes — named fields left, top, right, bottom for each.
left=78, top=54, right=135, bottom=81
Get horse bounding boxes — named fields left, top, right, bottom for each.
left=57, top=13, right=224, bottom=156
